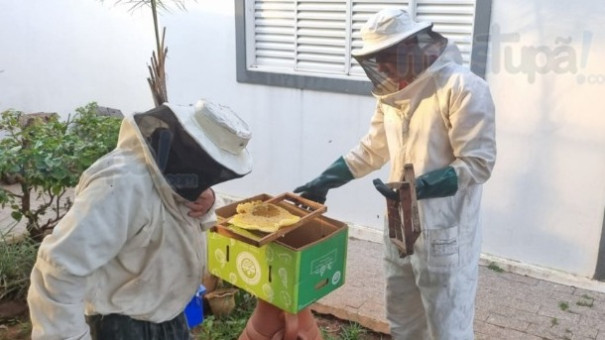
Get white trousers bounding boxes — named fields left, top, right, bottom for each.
left=383, top=222, right=480, bottom=340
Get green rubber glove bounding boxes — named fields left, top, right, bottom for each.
left=415, top=166, right=458, bottom=200
left=294, top=157, right=354, bottom=204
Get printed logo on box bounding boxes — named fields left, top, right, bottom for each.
left=331, top=271, right=342, bottom=285
left=236, top=251, right=262, bottom=285
left=311, top=249, right=337, bottom=276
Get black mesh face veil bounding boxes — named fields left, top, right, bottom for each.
left=353, top=30, right=447, bottom=96
left=134, top=105, right=243, bottom=202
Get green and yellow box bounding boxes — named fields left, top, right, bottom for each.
left=207, top=194, right=348, bottom=314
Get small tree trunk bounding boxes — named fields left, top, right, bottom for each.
left=19, top=114, right=56, bottom=243
left=20, top=185, right=42, bottom=242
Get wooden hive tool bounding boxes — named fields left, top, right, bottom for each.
left=373, top=163, right=421, bottom=257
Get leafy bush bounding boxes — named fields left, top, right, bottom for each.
left=0, top=102, right=122, bottom=241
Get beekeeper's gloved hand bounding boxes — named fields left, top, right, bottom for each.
left=415, top=166, right=458, bottom=199
left=294, top=157, right=354, bottom=204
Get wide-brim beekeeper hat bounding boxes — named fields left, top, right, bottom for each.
left=165, top=100, right=253, bottom=176
left=352, top=8, right=432, bottom=58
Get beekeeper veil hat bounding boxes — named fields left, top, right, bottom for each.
left=352, top=8, right=432, bottom=58
left=134, top=99, right=252, bottom=201
left=352, top=9, right=446, bottom=95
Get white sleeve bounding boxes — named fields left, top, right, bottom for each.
left=28, top=259, right=91, bottom=340
left=448, top=76, right=497, bottom=188
left=343, top=102, right=390, bottom=178
left=27, top=169, right=149, bottom=340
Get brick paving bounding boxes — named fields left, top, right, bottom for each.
left=312, top=238, right=605, bottom=339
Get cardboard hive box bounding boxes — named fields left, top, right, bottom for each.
left=207, top=193, right=348, bottom=314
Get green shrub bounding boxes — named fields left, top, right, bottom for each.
left=71, top=102, right=121, bottom=161
left=0, top=102, right=122, bottom=241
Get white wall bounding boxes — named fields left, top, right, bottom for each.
left=0, top=0, right=154, bottom=115
left=484, top=0, right=605, bottom=277
left=1, top=1, right=604, bottom=279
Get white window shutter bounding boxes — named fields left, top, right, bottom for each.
left=245, top=0, right=477, bottom=78
left=296, top=1, right=348, bottom=74
left=415, top=0, right=475, bottom=65
left=249, top=1, right=296, bottom=70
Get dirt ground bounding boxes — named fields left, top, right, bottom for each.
left=315, top=313, right=391, bottom=340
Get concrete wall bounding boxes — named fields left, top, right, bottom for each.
left=1, top=1, right=604, bottom=281
left=0, top=0, right=154, bottom=115
left=484, top=0, right=605, bottom=278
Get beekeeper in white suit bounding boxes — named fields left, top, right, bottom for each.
left=27, top=100, right=253, bottom=339
left=295, top=8, right=496, bottom=339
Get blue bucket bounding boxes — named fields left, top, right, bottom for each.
left=184, top=284, right=206, bottom=328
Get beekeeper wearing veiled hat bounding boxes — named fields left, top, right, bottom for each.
left=295, top=8, right=496, bottom=339
left=28, top=100, right=253, bottom=339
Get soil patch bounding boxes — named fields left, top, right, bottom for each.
left=315, top=313, right=392, bottom=339
left=0, top=301, right=28, bottom=320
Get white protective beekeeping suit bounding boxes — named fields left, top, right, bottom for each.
left=27, top=100, right=253, bottom=339
left=343, top=9, right=496, bottom=340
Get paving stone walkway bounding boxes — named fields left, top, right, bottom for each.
left=312, top=238, right=605, bottom=340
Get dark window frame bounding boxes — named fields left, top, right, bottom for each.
left=235, top=0, right=493, bottom=96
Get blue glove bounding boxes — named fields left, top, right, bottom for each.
left=415, top=166, right=458, bottom=199
left=293, top=157, right=354, bottom=204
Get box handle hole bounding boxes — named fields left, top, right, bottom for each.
left=314, top=279, right=328, bottom=290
